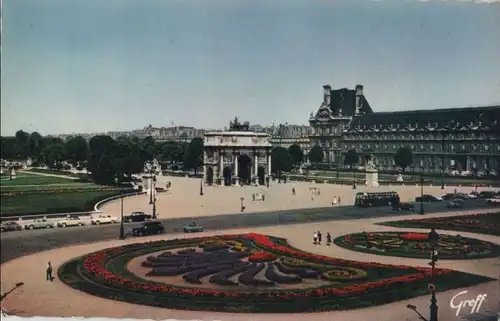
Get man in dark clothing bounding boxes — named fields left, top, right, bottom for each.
left=46, top=262, right=53, bottom=281
left=317, top=231, right=322, bottom=245
left=428, top=228, right=440, bottom=244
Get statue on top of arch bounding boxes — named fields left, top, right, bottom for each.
left=229, top=117, right=250, bottom=132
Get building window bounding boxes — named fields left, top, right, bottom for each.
left=450, top=144, right=455, bottom=151
left=420, top=144, right=424, bottom=150
left=411, top=144, right=415, bottom=150
left=392, top=144, right=396, bottom=149
left=484, top=144, right=489, bottom=151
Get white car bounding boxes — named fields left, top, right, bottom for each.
left=486, top=196, right=500, bottom=205
left=467, top=193, right=478, bottom=199
left=56, top=216, right=86, bottom=228
left=91, top=215, right=119, bottom=225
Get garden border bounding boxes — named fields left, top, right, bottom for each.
left=57, top=233, right=494, bottom=313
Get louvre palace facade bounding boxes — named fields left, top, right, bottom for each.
left=309, top=84, right=500, bottom=174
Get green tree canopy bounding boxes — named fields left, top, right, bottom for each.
left=394, top=146, right=413, bottom=173
left=288, top=144, right=303, bottom=167
left=344, top=149, right=359, bottom=169
left=183, top=137, right=204, bottom=174
left=307, top=145, right=324, bottom=163
left=271, top=147, right=292, bottom=177
left=65, top=136, right=89, bottom=166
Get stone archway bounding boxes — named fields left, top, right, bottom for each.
left=238, top=155, right=252, bottom=185
left=258, top=166, right=265, bottom=185
left=223, top=167, right=232, bottom=186
left=206, top=167, right=214, bottom=186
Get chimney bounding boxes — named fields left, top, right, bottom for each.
left=323, top=85, right=331, bottom=106
left=354, top=84, right=364, bottom=115
left=355, top=84, right=364, bottom=96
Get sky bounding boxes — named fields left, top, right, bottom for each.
left=1, top=0, right=500, bottom=136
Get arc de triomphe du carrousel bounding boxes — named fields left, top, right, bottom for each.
left=203, top=118, right=272, bottom=187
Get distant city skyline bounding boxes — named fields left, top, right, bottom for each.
left=2, top=0, right=500, bottom=136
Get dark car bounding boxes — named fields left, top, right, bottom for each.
left=131, top=221, right=164, bottom=236
left=415, top=194, right=443, bottom=202
left=123, top=211, right=152, bottom=223
left=478, top=191, right=497, bottom=199
left=392, top=202, right=415, bottom=211
left=442, top=193, right=455, bottom=201
left=442, top=193, right=467, bottom=201
left=0, top=221, right=23, bottom=232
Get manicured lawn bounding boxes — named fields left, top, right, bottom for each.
left=0, top=172, right=76, bottom=187
left=0, top=190, right=128, bottom=217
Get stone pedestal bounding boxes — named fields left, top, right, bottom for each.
left=366, top=170, right=379, bottom=187
left=253, top=176, right=259, bottom=186
left=234, top=177, right=240, bottom=186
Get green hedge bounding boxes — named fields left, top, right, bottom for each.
left=0, top=188, right=135, bottom=217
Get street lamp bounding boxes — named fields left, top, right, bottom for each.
left=406, top=246, right=439, bottom=321
left=420, top=174, right=425, bottom=215
left=200, top=177, right=204, bottom=196
left=152, top=176, right=157, bottom=219
left=0, top=282, right=24, bottom=302
left=352, top=170, right=356, bottom=189
left=119, top=193, right=125, bottom=240
left=149, top=173, right=154, bottom=205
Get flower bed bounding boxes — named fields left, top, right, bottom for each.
left=377, top=212, right=500, bottom=236
left=334, top=231, right=500, bottom=260
left=58, top=233, right=493, bottom=313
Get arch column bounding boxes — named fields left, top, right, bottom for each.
left=218, top=151, right=224, bottom=185
left=202, top=150, right=207, bottom=184
left=253, top=150, right=259, bottom=185
left=233, top=150, right=239, bottom=186
left=266, top=149, right=272, bottom=185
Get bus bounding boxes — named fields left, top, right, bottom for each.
left=354, top=191, right=400, bottom=207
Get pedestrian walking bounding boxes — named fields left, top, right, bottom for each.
left=292, top=187, right=296, bottom=195
left=46, top=262, right=53, bottom=281
left=326, top=232, right=332, bottom=246
left=332, top=196, right=338, bottom=206
left=338, top=196, right=341, bottom=205
left=317, top=231, right=322, bottom=245
left=313, top=231, right=318, bottom=244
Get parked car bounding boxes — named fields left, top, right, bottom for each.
left=123, top=211, right=152, bottom=223
left=24, top=219, right=55, bottom=230
left=442, top=193, right=456, bottom=201
left=0, top=221, right=23, bottom=232
left=183, top=221, right=204, bottom=233
left=486, top=196, right=500, bottom=206
left=478, top=191, right=497, bottom=199
left=447, top=199, right=465, bottom=209
left=56, top=216, right=86, bottom=228
left=392, top=202, right=415, bottom=212
left=91, top=215, right=119, bottom=225
left=415, top=194, right=442, bottom=202
left=131, top=221, right=164, bottom=236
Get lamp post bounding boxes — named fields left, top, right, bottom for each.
left=429, top=248, right=439, bottom=321
left=152, top=176, right=157, bottom=219
left=200, top=177, right=204, bottom=196
left=420, top=174, right=425, bottom=215
left=149, top=172, right=154, bottom=205
left=119, top=193, right=125, bottom=240
left=0, top=282, right=24, bottom=303
left=352, top=170, right=356, bottom=189
left=405, top=247, right=439, bottom=321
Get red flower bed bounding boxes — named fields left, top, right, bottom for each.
left=248, top=251, right=277, bottom=262
left=81, top=233, right=452, bottom=299
left=400, top=233, right=428, bottom=241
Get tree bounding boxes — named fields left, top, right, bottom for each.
left=87, top=135, right=118, bottom=184
left=288, top=144, right=303, bottom=167
left=160, top=141, right=186, bottom=164
left=308, top=145, right=324, bottom=163
left=271, top=147, right=292, bottom=179
left=344, top=149, right=359, bottom=170
left=1, top=137, right=17, bottom=159
left=65, top=136, right=89, bottom=166
left=41, top=143, right=67, bottom=169
left=113, top=142, right=143, bottom=181
left=28, top=132, right=45, bottom=159
left=394, top=146, right=413, bottom=174
left=183, top=137, right=204, bottom=174
left=14, top=130, right=30, bottom=159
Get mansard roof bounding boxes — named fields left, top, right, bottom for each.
left=328, top=88, right=373, bottom=117
left=345, top=105, right=500, bottom=132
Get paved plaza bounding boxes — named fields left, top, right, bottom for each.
left=100, top=176, right=483, bottom=219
